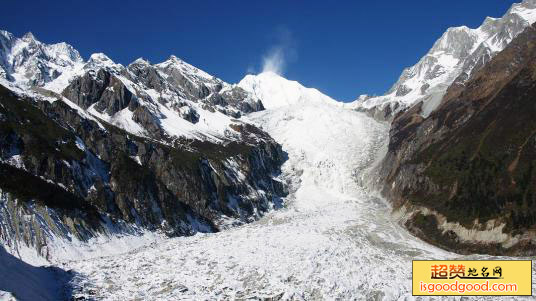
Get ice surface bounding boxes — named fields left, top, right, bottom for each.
left=3, top=74, right=536, bottom=300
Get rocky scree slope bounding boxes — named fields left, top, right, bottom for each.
left=350, top=0, right=536, bottom=121
left=377, top=23, right=536, bottom=255
left=0, top=30, right=286, bottom=262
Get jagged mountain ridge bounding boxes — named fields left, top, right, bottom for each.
left=0, top=31, right=83, bottom=87
left=0, top=28, right=350, bottom=264
left=351, top=0, right=536, bottom=120
left=0, top=30, right=288, bottom=263
left=0, top=30, right=264, bottom=143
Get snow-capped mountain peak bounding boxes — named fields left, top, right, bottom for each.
left=0, top=30, right=83, bottom=88
left=130, top=57, right=150, bottom=66
left=157, top=55, right=216, bottom=82
left=88, top=52, right=113, bottom=63
left=21, top=31, right=37, bottom=42
left=84, top=52, right=122, bottom=72
left=238, top=71, right=339, bottom=109
left=0, top=30, right=270, bottom=145
left=510, top=0, right=536, bottom=23
left=87, top=52, right=115, bottom=65
left=352, top=0, right=536, bottom=119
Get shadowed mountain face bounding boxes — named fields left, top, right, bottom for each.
left=379, top=23, right=536, bottom=255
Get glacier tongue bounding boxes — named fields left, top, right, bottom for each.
left=7, top=75, right=536, bottom=299
left=65, top=100, right=455, bottom=300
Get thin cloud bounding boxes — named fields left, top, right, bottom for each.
left=260, top=27, right=297, bottom=75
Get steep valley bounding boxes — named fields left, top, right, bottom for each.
left=2, top=1, right=536, bottom=300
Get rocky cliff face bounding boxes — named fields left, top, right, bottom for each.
left=351, top=0, right=536, bottom=121
left=377, top=23, right=536, bottom=255
left=0, top=30, right=287, bottom=261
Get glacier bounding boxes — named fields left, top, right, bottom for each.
left=60, top=74, right=453, bottom=300
left=55, top=73, right=536, bottom=300
left=2, top=1, right=536, bottom=299
left=3, top=70, right=536, bottom=301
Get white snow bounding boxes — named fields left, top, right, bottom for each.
left=5, top=64, right=534, bottom=299
left=130, top=155, right=142, bottom=166
left=2, top=216, right=168, bottom=268
left=2, top=154, right=25, bottom=169
left=43, top=62, right=85, bottom=93
left=0, top=291, right=16, bottom=301
left=52, top=77, right=536, bottom=300
left=89, top=105, right=147, bottom=137
left=74, top=136, right=86, bottom=152
left=58, top=96, right=106, bottom=130
left=510, top=0, right=536, bottom=24
left=0, top=30, right=265, bottom=145
left=1, top=30, right=84, bottom=91
left=238, top=71, right=339, bottom=109
left=156, top=100, right=238, bottom=143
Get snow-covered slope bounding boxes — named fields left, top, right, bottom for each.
left=239, top=71, right=338, bottom=109
left=4, top=3, right=536, bottom=295
left=351, top=0, right=536, bottom=118
left=63, top=53, right=254, bottom=142
left=0, top=245, right=72, bottom=300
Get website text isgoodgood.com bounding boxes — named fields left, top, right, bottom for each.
left=419, top=280, right=517, bottom=294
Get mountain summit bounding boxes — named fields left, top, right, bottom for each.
left=238, top=71, right=339, bottom=109
left=0, top=30, right=266, bottom=143
left=351, top=0, right=536, bottom=120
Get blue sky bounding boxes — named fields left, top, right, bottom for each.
left=2, top=1, right=517, bottom=101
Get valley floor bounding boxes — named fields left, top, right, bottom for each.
left=7, top=103, right=536, bottom=300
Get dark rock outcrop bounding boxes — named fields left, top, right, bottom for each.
left=62, top=69, right=137, bottom=115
